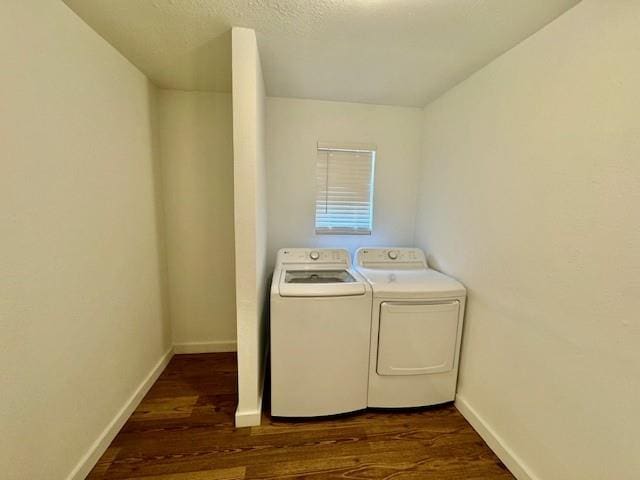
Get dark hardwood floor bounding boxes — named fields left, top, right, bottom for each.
left=87, top=353, right=514, bottom=479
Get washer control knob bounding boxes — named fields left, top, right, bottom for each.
left=388, top=250, right=399, bottom=260
left=309, top=250, right=320, bottom=261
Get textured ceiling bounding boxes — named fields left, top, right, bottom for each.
left=62, top=0, right=580, bottom=106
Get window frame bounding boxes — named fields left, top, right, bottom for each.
left=314, top=142, right=377, bottom=236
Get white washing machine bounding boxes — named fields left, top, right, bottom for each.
left=354, top=247, right=466, bottom=408
left=270, top=248, right=372, bottom=417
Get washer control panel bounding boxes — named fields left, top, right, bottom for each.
left=356, top=247, right=427, bottom=267
left=278, top=248, right=351, bottom=266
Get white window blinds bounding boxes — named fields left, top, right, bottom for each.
left=315, top=142, right=376, bottom=235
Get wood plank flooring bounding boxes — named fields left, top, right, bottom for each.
left=87, top=353, right=514, bottom=479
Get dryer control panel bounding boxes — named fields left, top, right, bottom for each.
left=277, top=248, right=351, bottom=266
left=356, top=247, right=427, bottom=268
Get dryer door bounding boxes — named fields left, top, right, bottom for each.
left=377, top=301, right=460, bottom=376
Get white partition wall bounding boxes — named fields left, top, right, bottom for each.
left=231, top=27, right=269, bottom=427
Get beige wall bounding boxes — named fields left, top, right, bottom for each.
left=0, top=1, right=171, bottom=479
left=231, top=27, right=269, bottom=427
left=157, top=90, right=236, bottom=351
left=266, top=97, right=422, bottom=267
left=414, top=1, right=640, bottom=478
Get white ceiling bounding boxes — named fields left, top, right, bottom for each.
left=63, top=0, right=580, bottom=107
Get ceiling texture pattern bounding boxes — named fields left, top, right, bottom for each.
left=63, top=0, right=581, bottom=106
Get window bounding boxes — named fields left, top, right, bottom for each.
left=315, top=142, right=376, bottom=235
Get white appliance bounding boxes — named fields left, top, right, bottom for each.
left=354, top=247, right=466, bottom=408
left=270, top=248, right=372, bottom=417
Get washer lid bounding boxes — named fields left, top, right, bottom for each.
left=356, top=267, right=465, bottom=299
left=279, top=268, right=366, bottom=297
left=284, top=269, right=356, bottom=284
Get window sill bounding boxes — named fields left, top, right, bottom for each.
left=315, top=229, right=372, bottom=236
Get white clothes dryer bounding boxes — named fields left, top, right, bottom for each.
left=354, top=247, right=466, bottom=408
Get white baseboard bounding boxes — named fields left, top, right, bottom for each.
left=455, top=395, right=538, bottom=480
left=234, top=404, right=262, bottom=427
left=173, top=340, right=237, bottom=354
left=66, top=348, right=174, bottom=480
left=234, top=374, right=264, bottom=427
left=234, top=343, right=268, bottom=428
